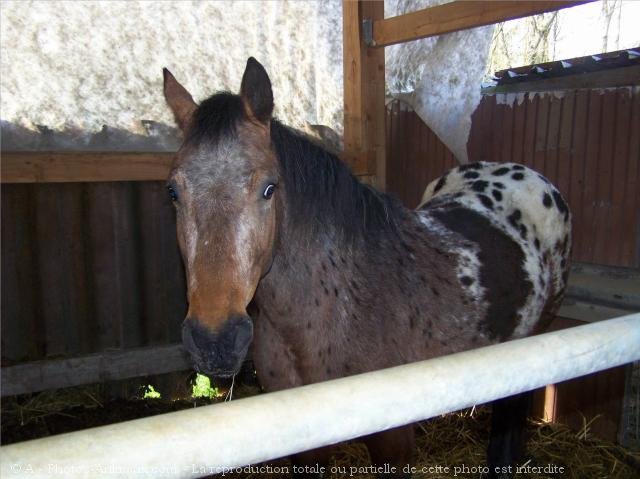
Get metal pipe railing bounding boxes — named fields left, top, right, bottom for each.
left=2, top=313, right=639, bottom=479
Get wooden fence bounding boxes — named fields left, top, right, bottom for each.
left=386, top=87, right=640, bottom=269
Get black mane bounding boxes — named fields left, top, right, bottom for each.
left=188, top=92, right=405, bottom=242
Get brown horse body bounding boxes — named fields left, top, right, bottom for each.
left=163, top=58, right=571, bottom=478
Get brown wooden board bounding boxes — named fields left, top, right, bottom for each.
left=1, top=151, right=174, bottom=183
left=1, top=185, right=43, bottom=361
left=342, top=0, right=385, bottom=179
left=1, top=344, right=191, bottom=397
left=385, top=100, right=457, bottom=208
left=136, top=182, right=186, bottom=346
left=371, top=1, right=592, bottom=48
left=466, top=87, right=640, bottom=268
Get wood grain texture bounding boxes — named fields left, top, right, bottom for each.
left=467, top=88, right=640, bottom=268
left=342, top=0, right=385, bottom=181
left=1, top=344, right=191, bottom=397
left=371, top=0, right=592, bottom=47
left=1, top=151, right=174, bottom=183
left=386, top=100, right=457, bottom=208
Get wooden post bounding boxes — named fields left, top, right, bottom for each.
left=343, top=0, right=386, bottom=188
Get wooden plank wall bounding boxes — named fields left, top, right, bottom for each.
left=468, top=87, right=640, bottom=269
left=0, top=182, right=187, bottom=365
left=386, top=88, right=640, bottom=269
left=386, top=99, right=458, bottom=207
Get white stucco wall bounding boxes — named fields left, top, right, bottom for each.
left=1, top=0, right=492, bottom=162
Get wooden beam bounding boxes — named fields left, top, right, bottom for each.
left=1, top=150, right=375, bottom=184
left=371, top=0, right=595, bottom=48
left=1, top=344, right=192, bottom=396
left=1, top=151, right=174, bottom=183
left=343, top=0, right=386, bottom=185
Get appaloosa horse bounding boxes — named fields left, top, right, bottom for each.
left=162, top=58, right=571, bottom=478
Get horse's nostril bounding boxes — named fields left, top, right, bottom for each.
left=182, top=315, right=253, bottom=365
left=232, top=316, right=253, bottom=351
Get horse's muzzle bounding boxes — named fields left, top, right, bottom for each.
left=182, top=315, right=253, bottom=377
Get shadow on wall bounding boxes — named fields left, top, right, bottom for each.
left=0, top=120, right=182, bottom=152
left=0, top=120, right=343, bottom=153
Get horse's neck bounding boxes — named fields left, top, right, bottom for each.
left=253, top=212, right=411, bottom=329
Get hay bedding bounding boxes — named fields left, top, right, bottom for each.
left=2, top=386, right=638, bottom=479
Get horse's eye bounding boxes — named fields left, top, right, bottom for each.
left=167, top=185, right=178, bottom=202
left=263, top=184, right=276, bottom=200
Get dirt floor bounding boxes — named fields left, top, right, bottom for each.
left=2, top=381, right=639, bottom=479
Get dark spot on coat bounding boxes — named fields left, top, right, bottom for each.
left=491, top=189, right=503, bottom=201
left=459, top=162, right=483, bottom=171
left=492, top=167, right=510, bottom=176
left=460, top=276, right=474, bottom=286
left=472, top=180, right=489, bottom=192
left=432, top=207, right=533, bottom=340
left=477, top=194, right=494, bottom=210
left=463, top=171, right=480, bottom=179
left=433, top=175, right=447, bottom=192
left=519, top=224, right=528, bottom=239
left=512, top=172, right=525, bottom=180
left=543, top=192, right=553, bottom=208
left=507, top=209, right=522, bottom=228
left=538, top=174, right=550, bottom=184
left=493, top=182, right=505, bottom=189
left=552, top=190, right=568, bottom=215
left=512, top=165, right=525, bottom=170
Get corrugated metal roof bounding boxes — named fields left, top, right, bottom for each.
left=493, top=47, right=640, bottom=85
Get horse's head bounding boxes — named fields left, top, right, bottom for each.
left=163, top=58, right=279, bottom=377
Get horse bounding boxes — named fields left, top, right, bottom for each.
left=162, top=57, right=571, bottom=478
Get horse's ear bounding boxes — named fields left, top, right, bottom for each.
left=240, top=57, right=273, bottom=125
left=163, top=68, right=197, bottom=133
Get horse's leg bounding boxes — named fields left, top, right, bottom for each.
left=290, top=448, right=332, bottom=479
left=486, top=391, right=532, bottom=479
left=362, top=424, right=415, bottom=479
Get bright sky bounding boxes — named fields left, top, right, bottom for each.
left=553, top=0, right=640, bottom=59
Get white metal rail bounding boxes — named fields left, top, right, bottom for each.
left=1, top=313, right=639, bottom=479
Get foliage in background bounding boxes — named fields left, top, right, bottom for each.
left=485, top=0, right=631, bottom=80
